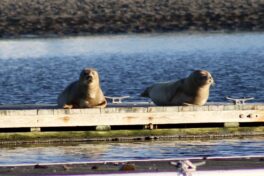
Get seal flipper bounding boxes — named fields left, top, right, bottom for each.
left=63, top=104, right=73, bottom=109
left=93, top=99, right=107, bottom=108
left=168, top=79, right=185, bottom=103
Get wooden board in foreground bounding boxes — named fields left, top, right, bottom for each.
left=0, top=104, right=264, bottom=128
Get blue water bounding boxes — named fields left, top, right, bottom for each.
left=0, top=32, right=264, bottom=104
left=0, top=138, right=264, bottom=165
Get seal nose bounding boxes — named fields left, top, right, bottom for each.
left=86, top=75, right=92, bottom=81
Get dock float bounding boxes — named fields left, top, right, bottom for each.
left=0, top=103, right=264, bottom=143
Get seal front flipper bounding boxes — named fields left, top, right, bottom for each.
left=80, top=99, right=107, bottom=108
left=168, top=79, right=185, bottom=103
left=57, top=81, right=77, bottom=108
left=91, top=100, right=107, bottom=108
left=182, top=102, right=193, bottom=106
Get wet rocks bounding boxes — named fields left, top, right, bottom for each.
left=0, top=0, right=264, bottom=38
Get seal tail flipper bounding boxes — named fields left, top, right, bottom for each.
left=140, top=87, right=150, bottom=97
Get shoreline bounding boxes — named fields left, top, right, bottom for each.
left=1, top=30, right=264, bottom=40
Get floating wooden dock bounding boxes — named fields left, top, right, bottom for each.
left=0, top=103, right=264, bottom=143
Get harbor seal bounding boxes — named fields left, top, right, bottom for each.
left=141, top=70, right=214, bottom=106
left=57, top=68, right=107, bottom=108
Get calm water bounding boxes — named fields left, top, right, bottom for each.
left=1, top=138, right=264, bottom=165
left=0, top=32, right=264, bottom=104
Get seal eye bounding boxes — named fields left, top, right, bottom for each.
left=200, top=75, right=207, bottom=80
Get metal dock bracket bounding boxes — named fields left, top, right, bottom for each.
left=171, top=160, right=205, bottom=176
left=226, top=96, right=254, bottom=105
left=105, top=96, right=130, bottom=104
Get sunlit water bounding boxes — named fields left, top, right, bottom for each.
left=0, top=32, right=264, bottom=104
left=1, top=138, right=264, bottom=165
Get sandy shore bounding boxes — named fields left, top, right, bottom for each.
left=0, top=0, right=264, bottom=38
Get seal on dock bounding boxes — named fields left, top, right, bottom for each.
left=57, top=68, right=107, bottom=108
left=141, top=70, right=214, bottom=106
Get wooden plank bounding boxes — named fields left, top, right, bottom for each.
left=0, top=108, right=263, bottom=128
left=0, top=115, right=38, bottom=128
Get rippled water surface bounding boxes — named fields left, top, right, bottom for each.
left=1, top=138, right=264, bottom=165
left=0, top=32, right=264, bottom=104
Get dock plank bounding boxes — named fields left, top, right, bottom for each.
left=0, top=107, right=264, bottom=128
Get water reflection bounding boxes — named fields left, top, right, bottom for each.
left=1, top=137, right=264, bottom=165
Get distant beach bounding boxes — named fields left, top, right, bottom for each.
left=0, top=0, right=264, bottom=38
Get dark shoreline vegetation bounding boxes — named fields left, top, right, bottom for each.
left=0, top=0, right=264, bottom=38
